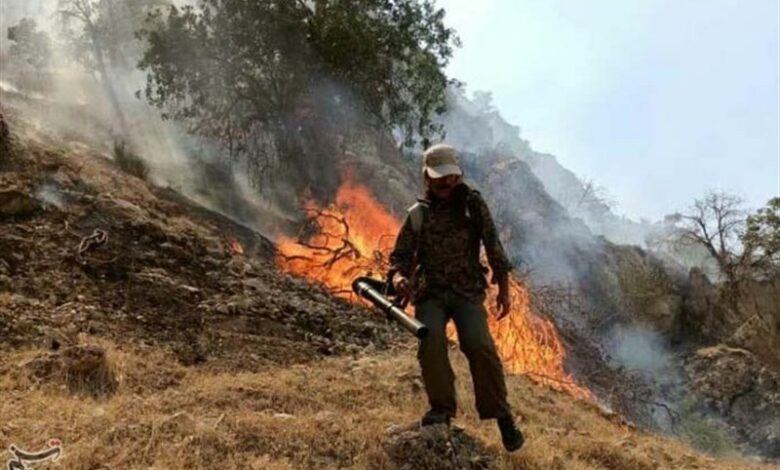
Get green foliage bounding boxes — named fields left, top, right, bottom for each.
left=138, top=1, right=310, bottom=155
left=307, top=0, right=458, bottom=143
left=6, top=18, right=52, bottom=92
left=616, top=254, right=675, bottom=316
left=7, top=18, right=52, bottom=70
left=113, top=140, right=149, bottom=180
left=742, top=197, right=780, bottom=279
left=137, top=0, right=458, bottom=173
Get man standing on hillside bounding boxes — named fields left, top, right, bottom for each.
left=388, top=143, right=524, bottom=452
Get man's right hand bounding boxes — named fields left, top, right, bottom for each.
left=393, top=274, right=413, bottom=303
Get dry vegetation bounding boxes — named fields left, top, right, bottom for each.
left=1, top=339, right=774, bottom=469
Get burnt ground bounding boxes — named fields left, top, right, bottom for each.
left=0, top=113, right=403, bottom=374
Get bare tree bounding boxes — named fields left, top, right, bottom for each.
left=673, top=190, right=748, bottom=308
left=556, top=176, right=614, bottom=217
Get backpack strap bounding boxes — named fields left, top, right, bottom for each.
left=465, top=188, right=483, bottom=239
left=406, top=201, right=429, bottom=281
left=408, top=201, right=429, bottom=237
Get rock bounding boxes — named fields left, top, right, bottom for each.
left=313, top=410, right=335, bottom=421
left=686, top=345, right=780, bottom=458
left=0, top=189, right=38, bottom=218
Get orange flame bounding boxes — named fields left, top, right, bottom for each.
left=276, top=175, right=593, bottom=400
left=277, top=177, right=397, bottom=297
left=229, top=239, right=244, bottom=255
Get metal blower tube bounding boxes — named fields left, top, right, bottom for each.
left=352, top=277, right=429, bottom=339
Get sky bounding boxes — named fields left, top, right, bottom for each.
left=435, top=0, right=780, bottom=221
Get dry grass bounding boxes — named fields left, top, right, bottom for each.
left=0, top=339, right=774, bottom=469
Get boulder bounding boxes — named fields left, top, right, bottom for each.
left=0, top=188, right=38, bottom=218
left=686, top=345, right=780, bottom=458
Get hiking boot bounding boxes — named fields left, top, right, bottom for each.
left=497, top=415, right=524, bottom=452
left=421, top=409, right=451, bottom=427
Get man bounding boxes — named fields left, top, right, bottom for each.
left=389, top=143, right=524, bottom=452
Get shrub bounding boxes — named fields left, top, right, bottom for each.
left=677, top=397, right=741, bottom=458
left=113, top=139, right=149, bottom=180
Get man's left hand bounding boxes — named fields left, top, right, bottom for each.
left=496, top=275, right=511, bottom=319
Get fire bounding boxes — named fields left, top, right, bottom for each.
left=229, top=239, right=244, bottom=255
left=480, top=279, right=592, bottom=399
left=277, top=177, right=398, bottom=297
left=276, top=175, right=593, bottom=400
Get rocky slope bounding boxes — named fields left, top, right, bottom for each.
left=0, top=109, right=400, bottom=371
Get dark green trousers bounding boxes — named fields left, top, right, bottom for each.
left=415, top=289, right=511, bottom=420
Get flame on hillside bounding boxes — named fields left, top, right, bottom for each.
left=229, top=239, right=244, bottom=255
left=277, top=177, right=397, bottom=297
left=277, top=175, right=593, bottom=400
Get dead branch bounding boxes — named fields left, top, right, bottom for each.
left=77, top=228, right=108, bottom=255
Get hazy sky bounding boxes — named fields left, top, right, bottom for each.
left=436, top=0, right=780, bottom=221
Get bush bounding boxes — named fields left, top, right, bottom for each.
left=113, top=140, right=149, bottom=180
left=617, top=253, right=675, bottom=315
left=677, top=397, right=741, bottom=458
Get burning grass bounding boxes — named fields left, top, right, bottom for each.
left=0, top=339, right=770, bottom=469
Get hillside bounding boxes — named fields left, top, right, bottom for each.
left=2, top=107, right=777, bottom=469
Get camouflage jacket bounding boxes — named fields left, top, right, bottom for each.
left=389, top=184, right=512, bottom=303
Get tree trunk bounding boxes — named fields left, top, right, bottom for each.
left=88, top=26, right=130, bottom=137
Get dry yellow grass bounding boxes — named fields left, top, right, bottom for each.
left=0, top=337, right=775, bottom=470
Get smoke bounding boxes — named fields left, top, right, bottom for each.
left=0, top=0, right=299, bottom=237
left=438, top=86, right=722, bottom=435
left=606, top=325, right=671, bottom=373
left=35, top=184, right=65, bottom=209
left=439, top=87, right=692, bottom=252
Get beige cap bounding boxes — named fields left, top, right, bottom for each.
left=422, top=144, right=463, bottom=178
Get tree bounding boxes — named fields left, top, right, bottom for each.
left=59, top=0, right=129, bottom=134
left=555, top=175, right=614, bottom=219
left=58, top=0, right=170, bottom=134
left=742, top=197, right=780, bottom=280
left=59, top=0, right=169, bottom=71
left=6, top=18, right=52, bottom=92
left=306, top=0, right=457, bottom=145
left=137, top=0, right=458, bottom=188
left=671, top=190, right=749, bottom=308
